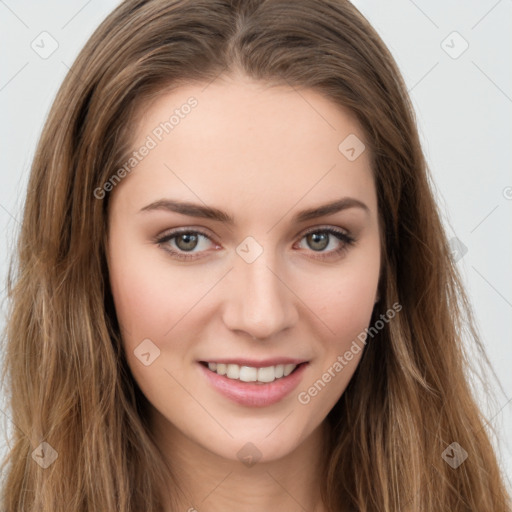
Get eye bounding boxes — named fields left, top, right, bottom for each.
left=295, top=227, right=355, bottom=260
left=155, top=228, right=218, bottom=261
left=154, top=226, right=356, bottom=262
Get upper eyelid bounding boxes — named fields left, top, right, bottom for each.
left=157, top=224, right=351, bottom=237
left=157, top=227, right=215, bottom=243
left=156, top=224, right=352, bottom=247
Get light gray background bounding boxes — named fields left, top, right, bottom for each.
left=1, top=0, right=511, bottom=489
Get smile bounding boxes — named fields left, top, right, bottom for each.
left=198, top=360, right=309, bottom=407
left=203, top=362, right=298, bottom=383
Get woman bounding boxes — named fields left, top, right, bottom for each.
left=1, top=0, right=510, bottom=510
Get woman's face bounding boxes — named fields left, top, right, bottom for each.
left=106, top=74, right=381, bottom=463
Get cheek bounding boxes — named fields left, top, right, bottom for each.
left=109, top=260, right=167, bottom=342
left=328, top=277, right=377, bottom=345
left=108, top=233, right=199, bottom=344
left=293, top=261, right=379, bottom=419
left=297, top=250, right=380, bottom=349
left=107, top=246, right=203, bottom=403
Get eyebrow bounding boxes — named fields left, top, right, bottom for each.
left=138, top=197, right=370, bottom=224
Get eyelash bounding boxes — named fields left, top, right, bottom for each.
left=154, top=226, right=356, bottom=262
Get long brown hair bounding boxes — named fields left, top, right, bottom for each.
left=1, top=0, right=510, bottom=510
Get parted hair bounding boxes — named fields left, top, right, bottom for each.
left=1, top=0, right=510, bottom=510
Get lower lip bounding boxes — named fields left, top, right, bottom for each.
left=198, top=362, right=308, bottom=407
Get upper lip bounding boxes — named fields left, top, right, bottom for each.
left=200, top=358, right=308, bottom=368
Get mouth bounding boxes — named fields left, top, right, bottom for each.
left=198, top=359, right=309, bottom=407
left=199, top=360, right=305, bottom=384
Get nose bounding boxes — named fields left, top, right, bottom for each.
left=221, top=247, right=299, bottom=340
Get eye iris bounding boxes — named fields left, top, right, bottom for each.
left=170, top=231, right=336, bottom=253
left=175, top=233, right=198, bottom=251
left=307, top=232, right=329, bottom=251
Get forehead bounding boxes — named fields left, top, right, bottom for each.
left=112, top=75, right=376, bottom=219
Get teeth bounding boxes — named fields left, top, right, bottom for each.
left=239, top=366, right=257, bottom=382
left=283, top=363, right=296, bottom=376
left=226, top=364, right=239, bottom=379
left=206, top=362, right=298, bottom=383
left=257, top=366, right=276, bottom=383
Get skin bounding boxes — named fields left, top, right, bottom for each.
left=106, top=72, right=381, bottom=512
